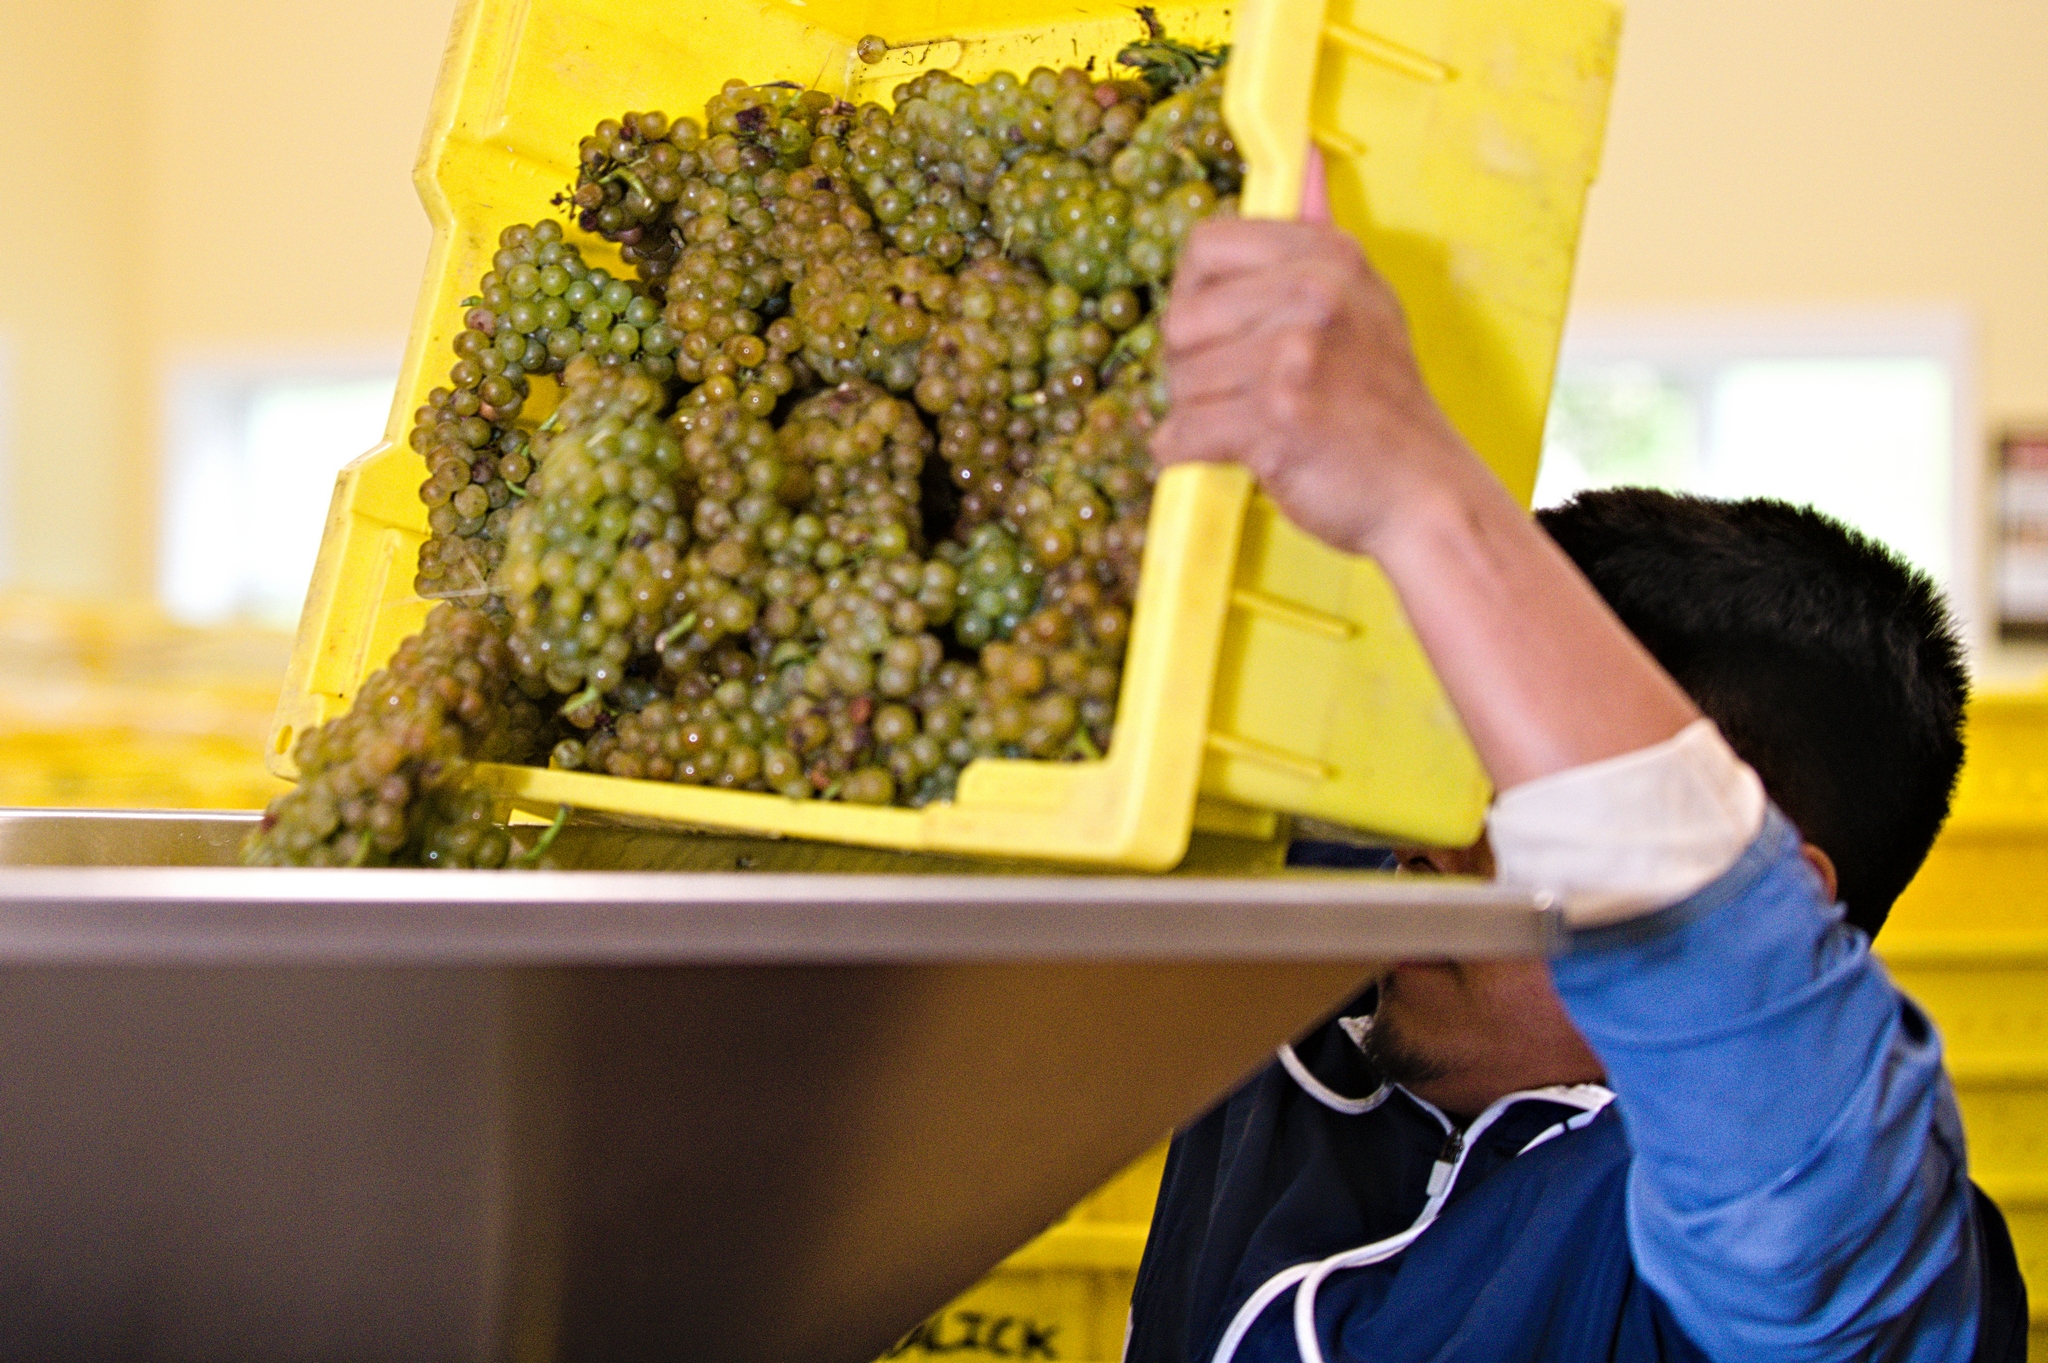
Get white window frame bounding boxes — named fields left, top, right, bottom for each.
left=1550, top=307, right=1983, bottom=651
left=159, top=348, right=403, bottom=627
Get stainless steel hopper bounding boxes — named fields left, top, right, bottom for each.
left=0, top=809, right=1550, bottom=1362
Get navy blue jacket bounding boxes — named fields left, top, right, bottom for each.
left=1128, top=819, right=2029, bottom=1363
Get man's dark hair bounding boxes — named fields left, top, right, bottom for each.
left=1537, top=489, right=1968, bottom=938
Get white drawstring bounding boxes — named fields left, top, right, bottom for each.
left=1277, top=1043, right=1392, bottom=1116
left=1208, top=1085, right=1615, bottom=1363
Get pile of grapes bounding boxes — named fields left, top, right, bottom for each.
left=243, top=31, right=1239, bottom=868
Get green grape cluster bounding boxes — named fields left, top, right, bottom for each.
left=274, top=33, right=1243, bottom=860
left=989, top=152, right=1137, bottom=293
left=1117, top=67, right=1242, bottom=281
left=988, top=59, right=1241, bottom=291
left=411, top=219, right=672, bottom=600
left=568, top=109, right=696, bottom=275
left=940, top=523, right=1041, bottom=647
left=240, top=606, right=547, bottom=867
left=496, top=358, right=691, bottom=714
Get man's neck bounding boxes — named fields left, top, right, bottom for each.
left=1406, top=1059, right=1607, bottom=1125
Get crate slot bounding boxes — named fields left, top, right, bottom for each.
left=1229, top=588, right=1359, bottom=640
left=1320, top=21, right=1455, bottom=84
left=1205, top=732, right=1333, bottom=783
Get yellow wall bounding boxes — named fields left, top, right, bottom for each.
left=2, top=0, right=2046, bottom=600
left=1571, top=0, right=2048, bottom=429
left=0, top=10, right=148, bottom=595
left=0, top=0, right=457, bottom=598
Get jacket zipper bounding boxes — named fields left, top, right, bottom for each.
left=1425, top=1127, right=1464, bottom=1198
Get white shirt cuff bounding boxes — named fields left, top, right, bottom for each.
left=1487, top=718, right=1768, bottom=929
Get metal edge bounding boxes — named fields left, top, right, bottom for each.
left=0, top=866, right=1557, bottom=965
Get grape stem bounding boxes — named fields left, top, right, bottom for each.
left=514, top=804, right=571, bottom=867
left=561, top=684, right=606, bottom=717
left=1068, top=730, right=1104, bottom=761
left=1117, top=36, right=1228, bottom=94
left=603, top=166, right=652, bottom=201
left=656, top=612, right=699, bottom=651
left=1103, top=320, right=1157, bottom=377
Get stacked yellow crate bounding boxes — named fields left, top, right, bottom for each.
left=880, top=1137, right=1171, bottom=1350
left=1883, top=690, right=2048, bottom=1353
left=887, top=1146, right=1165, bottom=1363
left=0, top=595, right=290, bottom=810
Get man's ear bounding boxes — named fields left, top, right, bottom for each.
left=1801, top=843, right=1840, bottom=904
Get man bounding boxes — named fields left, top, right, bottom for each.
left=1129, top=168, right=2029, bottom=1362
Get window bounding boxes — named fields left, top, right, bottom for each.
left=161, top=357, right=400, bottom=629
left=1535, top=310, right=1980, bottom=642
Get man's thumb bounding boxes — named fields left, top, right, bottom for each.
left=1299, top=144, right=1332, bottom=225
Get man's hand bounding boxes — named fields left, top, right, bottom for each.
left=1151, top=164, right=1479, bottom=560
left=1149, top=152, right=1699, bottom=791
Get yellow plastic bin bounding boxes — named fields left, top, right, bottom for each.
left=887, top=1145, right=1166, bottom=1363
left=1882, top=690, right=2048, bottom=1340
left=0, top=595, right=290, bottom=810
left=268, top=0, right=1620, bottom=867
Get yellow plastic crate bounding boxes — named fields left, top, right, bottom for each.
left=888, top=1146, right=1165, bottom=1363
left=1882, top=948, right=2048, bottom=1068
left=1949, top=692, right=2048, bottom=824
left=0, top=595, right=291, bottom=810
left=1889, top=692, right=2048, bottom=935
left=268, top=0, right=1619, bottom=867
left=1880, top=690, right=2048, bottom=1331
left=1881, top=947, right=2048, bottom=1326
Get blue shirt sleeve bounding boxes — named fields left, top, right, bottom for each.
left=1548, top=807, right=1982, bottom=1362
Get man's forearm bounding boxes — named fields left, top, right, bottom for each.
left=1361, top=452, right=1697, bottom=791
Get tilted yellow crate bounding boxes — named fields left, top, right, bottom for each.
left=269, top=0, right=1619, bottom=866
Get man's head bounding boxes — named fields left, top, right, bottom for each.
left=1370, top=490, right=1969, bottom=1116
left=1535, top=489, right=1969, bottom=938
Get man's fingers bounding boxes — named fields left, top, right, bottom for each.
left=1151, top=394, right=1271, bottom=469
left=1299, top=144, right=1331, bottom=226
left=1164, top=329, right=1276, bottom=405
left=1173, top=215, right=1358, bottom=298
left=1160, top=262, right=1346, bottom=355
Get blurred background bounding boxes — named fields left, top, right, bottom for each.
left=1, top=0, right=2045, bottom=807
